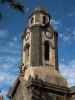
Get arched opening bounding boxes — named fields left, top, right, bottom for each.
left=43, top=16, right=46, bottom=24
left=31, top=17, right=34, bottom=24
left=44, top=41, right=49, bottom=61
left=24, top=44, right=30, bottom=65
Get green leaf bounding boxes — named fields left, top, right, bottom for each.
left=0, top=0, right=6, bottom=3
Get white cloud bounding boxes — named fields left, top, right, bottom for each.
left=0, top=55, right=19, bottom=69
left=13, top=37, right=18, bottom=42
left=63, top=35, right=70, bottom=42
left=8, top=36, right=18, bottom=47
left=60, top=29, right=75, bottom=42
left=0, top=30, right=9, bottom=38
left=60, top=58, right=65, bottom=62
left=72, top=30, right=75, bottom=36
left=50, top=19, right=74, bottom=43
left=0, top=76, right=6, bottom=83
left=59, top=60, right=75, bottom=86
left=50, top=19, right=61, bottom=25
left=0, top=44, right=20, bottom=55
left=0, top=90, right=8, bottom=96
left=0, top=63, right=14, bottom=70
left=50, top=19, right=62, bottom=30
left=59, top=33, right=70, bottom=42
left=0, top=72, right=16, bottom=83
left=59, top=32, right=72, bottom=43
left=25, top=7, right=29, bottom=13
left=59, top=33, right=63, bottom=38
left=0, top=72, right=17, bottom=98
left=68, top=12, right=75, bottom=17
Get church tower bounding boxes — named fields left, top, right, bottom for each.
left=22, top=7, right=58, bottom=71
left=8, top=7, right=75, bottom=100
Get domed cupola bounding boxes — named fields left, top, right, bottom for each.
left=28, top=7, right=51, bottom=27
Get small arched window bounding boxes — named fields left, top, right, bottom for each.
left=31, top=17, right=34, bottom=24
left=24, top=44, right=30, bottom=65
left=44, top=41, right=49, bottom=61
left=43, top=16, right=46, bottom=24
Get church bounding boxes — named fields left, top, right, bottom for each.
left=7, top=7, right=75, bottom=100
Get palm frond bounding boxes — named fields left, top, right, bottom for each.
left=0, top=0, right=6, bottom=3
left=11, top=3, right=24, bottom=13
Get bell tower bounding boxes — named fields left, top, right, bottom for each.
left=8, top=7, right=69, bottom=100
left=22, top=7, right=58, bottom=71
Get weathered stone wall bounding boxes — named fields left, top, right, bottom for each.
left=11, top=81, right=31, bottom=100
left=11, top=82, right=23, bottom=100
left=9, top=78, right=75, bottom=100
left=30, top=26, right=42, bottom=66
left=71, top=94, right=75, bottom=100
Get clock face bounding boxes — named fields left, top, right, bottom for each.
left=45, top=32, right=53, bottom=39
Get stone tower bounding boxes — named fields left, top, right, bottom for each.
left=8, top=7, right=75, bottom=100
left=22, top=7, right=58, bottom=71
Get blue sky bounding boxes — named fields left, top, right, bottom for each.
left=0, top=0, right=75, bottom=99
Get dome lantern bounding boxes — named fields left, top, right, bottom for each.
left=28, top=7, right=51, bottom=27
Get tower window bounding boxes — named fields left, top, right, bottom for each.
left=43, top=16, right=46, bottom=24
left=26, top=47, right=29, bottom=58
left=44, top=41, right=49, bottom=61
left=31, top=17, right=34, bottom=24
left=25, top=44, right=30, bottom=65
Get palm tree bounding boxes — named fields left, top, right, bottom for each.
left=0, top=0, right=24, bottom=19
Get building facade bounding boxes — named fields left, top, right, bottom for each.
left=8, top=7, right=75, bottom=100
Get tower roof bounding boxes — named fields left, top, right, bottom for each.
left=33, top=7, right=48, bottom=14
left=29, top=7, right=51, bottom=18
